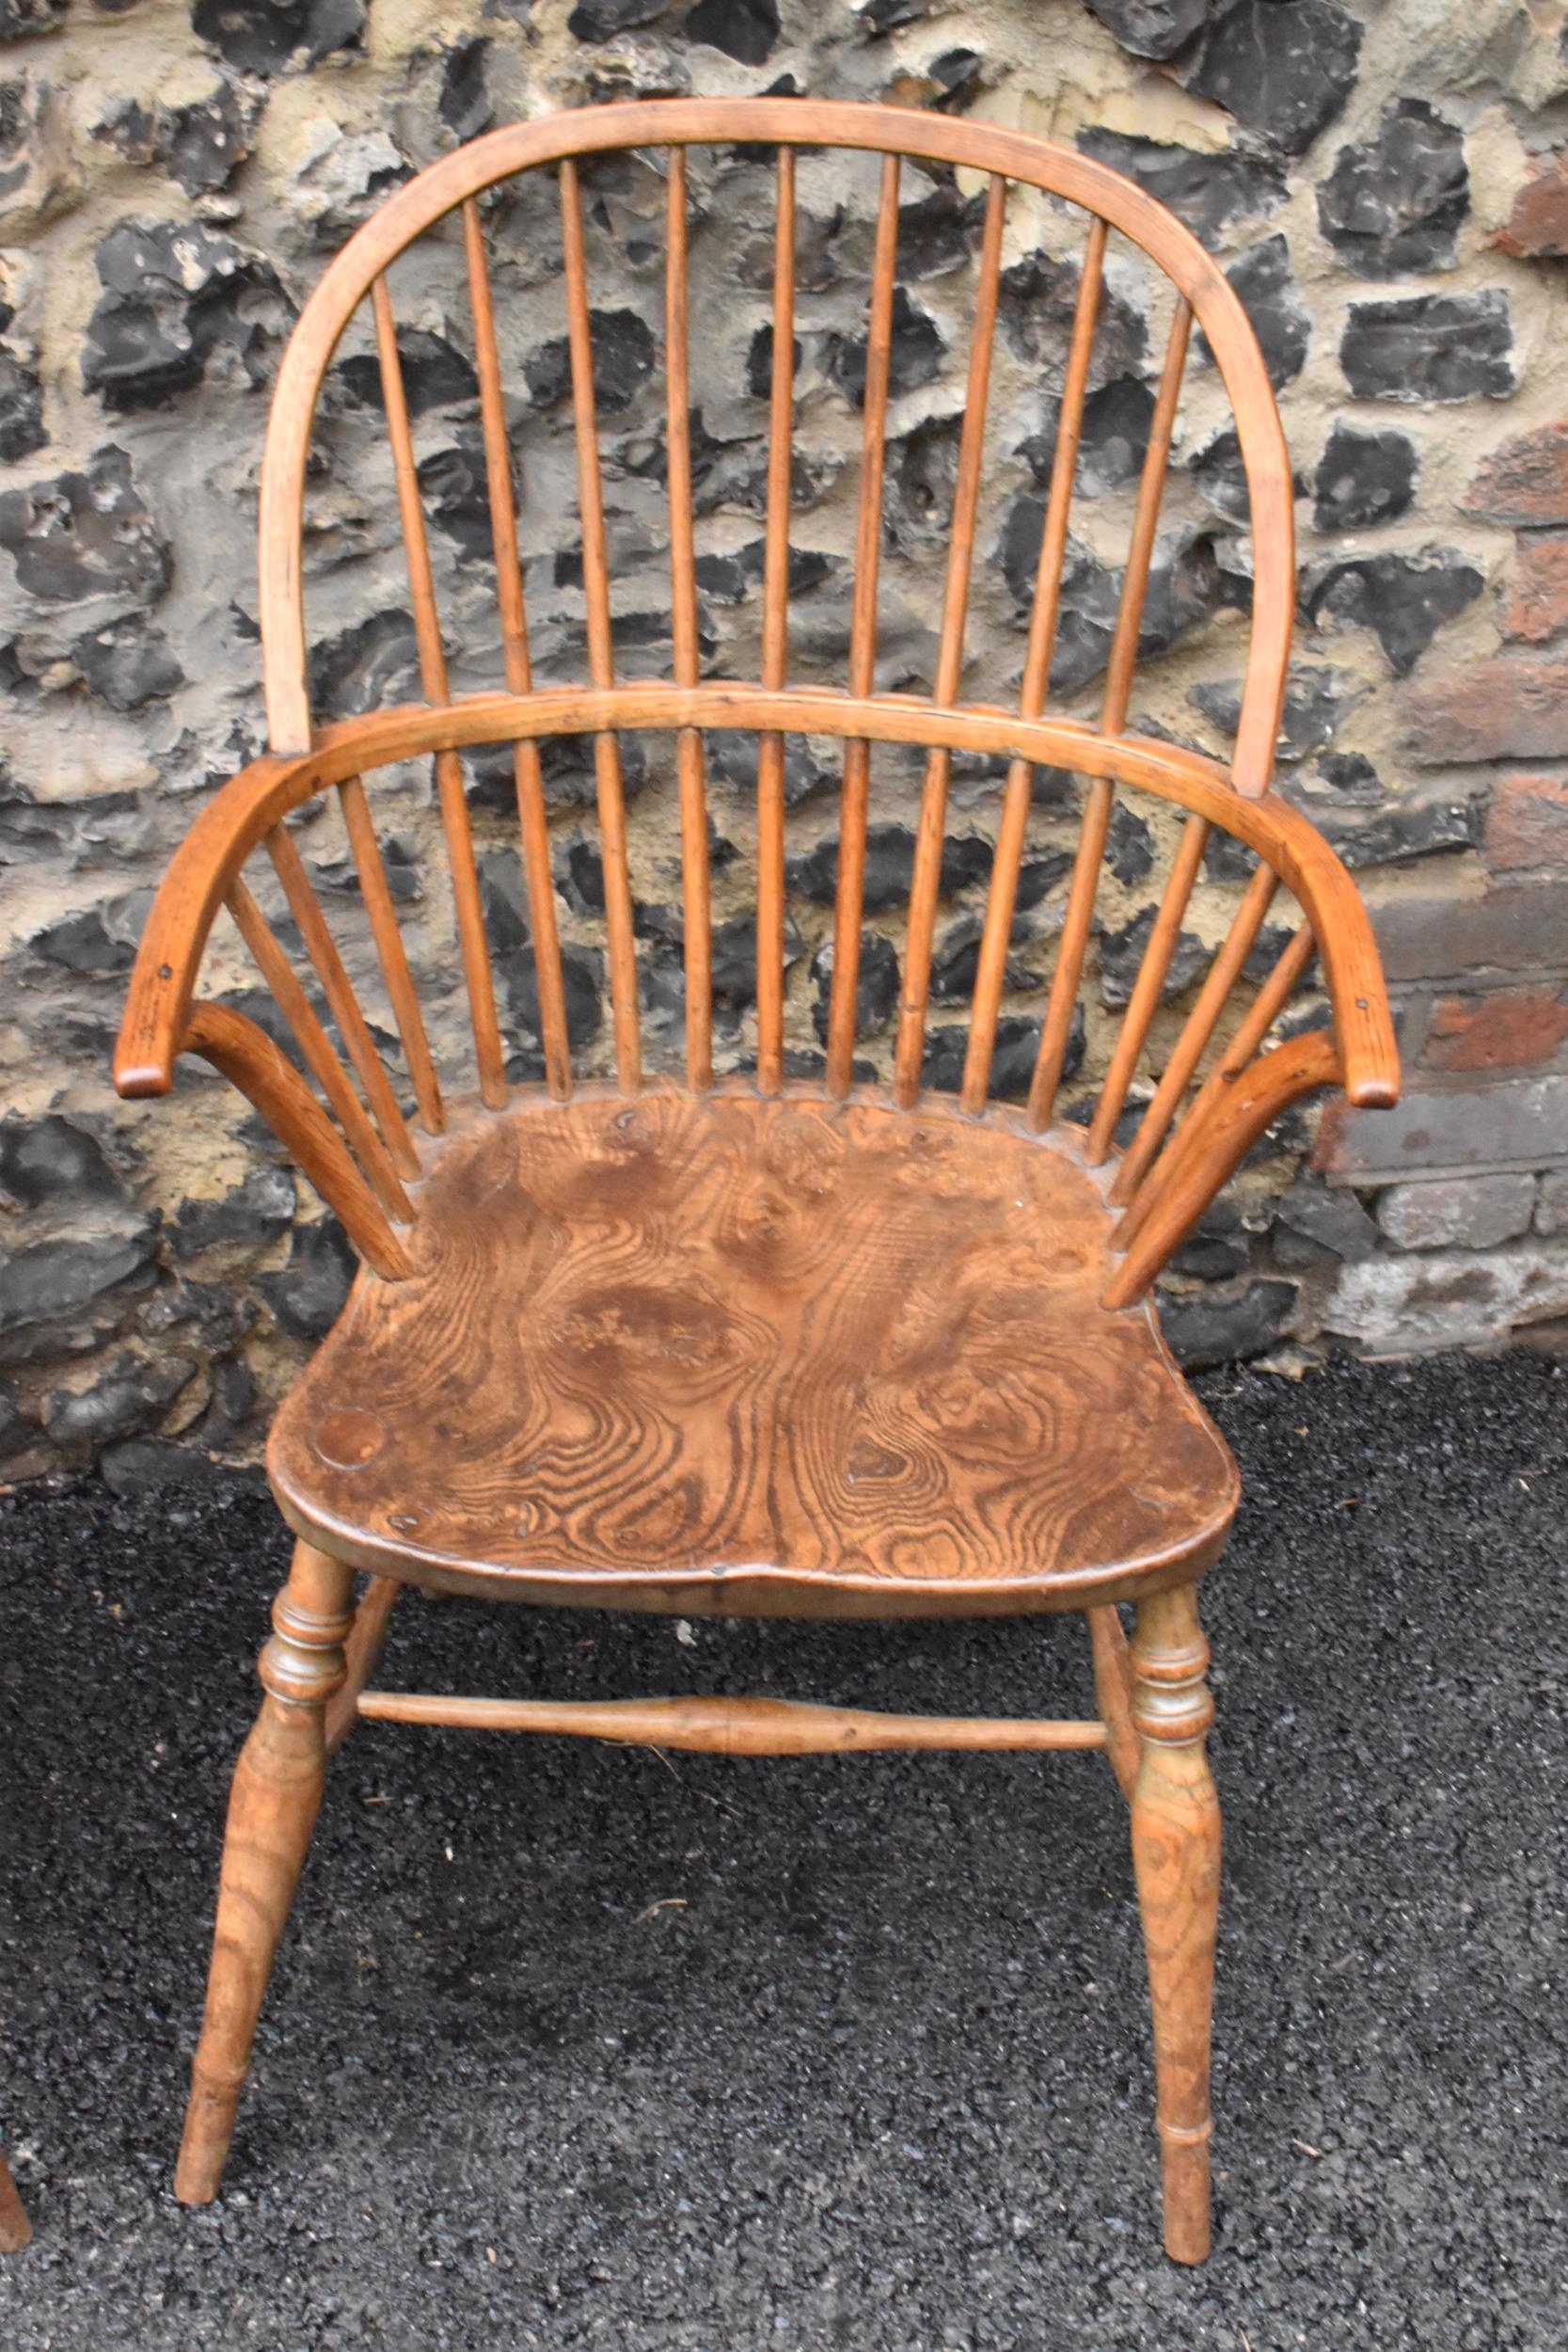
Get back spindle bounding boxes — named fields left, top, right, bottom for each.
left=462, top=197, right=572, bottom=1102
left=664, top=147, right=713, bottom=1093
left=372, top=272, right=507, bottom=1108
left=894, top=171, right=1006, bottom=1110
left=754, top=143, right=797, bottom=1097
left=335, top=776, right=444, bottom=1136
left=963, top=215, right=1106, bottom=1116
left=826, top=151, right=901, bottom=1100
left=1026, top=287, right=1193, bottom=1135
left=559, top=156, right=641, bottom=1094
left=1085, top=812, right=1210, bottom=1165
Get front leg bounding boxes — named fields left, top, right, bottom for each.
left=1130, top=1581, right=1221, bottom=2265
left=174, top=1539, right=355, bottom=2204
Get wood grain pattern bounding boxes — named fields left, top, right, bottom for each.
left=270, top=1089, right=1238, bottom=1614
left=121, top=102, right=1408, bottom=2268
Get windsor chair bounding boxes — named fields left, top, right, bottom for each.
left=114, top=98, right=1397, bottom=2264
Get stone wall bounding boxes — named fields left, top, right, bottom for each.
left=7, top=0, right=1568, bottom=1491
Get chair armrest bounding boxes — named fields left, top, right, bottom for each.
left=112, top=737, right=418, bottom=1283
left=1238, top=793, right=1398, bottom=1114
left=112, top=748, right=319, bottom=1099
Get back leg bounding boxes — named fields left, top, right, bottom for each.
left=1086, top=1604, right=1141, bottom=1801
left=174, top=1538, right=355, bottom=2206
left=325, top=1574, right=402, bottom=1756
left=1130, top=1582, right=1221, bottom=2265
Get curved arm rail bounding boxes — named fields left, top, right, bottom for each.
left=112, top=685, right=1400, bottom=1110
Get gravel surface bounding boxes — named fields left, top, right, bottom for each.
left=1, top=1350, right=1565, bottom=2350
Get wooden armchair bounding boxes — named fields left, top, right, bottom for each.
left=114, top=99, right=1397, bottom=2264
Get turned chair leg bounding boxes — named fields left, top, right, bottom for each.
left=174, top=1538, right=355, bottom=2207
left=325, top=1573, right=401, bottom=1757
left=1130, top=1582, right=1221, bottom=2265
left=0, top=2150, right=30, bottom=2251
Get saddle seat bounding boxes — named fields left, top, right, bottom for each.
left=268, top=1086, right=1239, bottom=1618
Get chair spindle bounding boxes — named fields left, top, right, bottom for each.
left=1117, top=919, right=1317, bottom=1251
left=894, top=171, right=1006, bottom=1110
left=1030, top=295, right=1193, bottom=1136
left=1110, top=862, right=1280, bottom=1205
left=664, top=149, right=713, bottom=1093
left=559, top=156, right=641, bottom=1094
left=182, top=1003, right=413, bottom=1281
left=225, top=877, right=412, bottom=1225
left=263, top=824, right=420, bottom=1179
left=372, top=273, right=507, bottom=1109
left=335, top=776, right=444, bottom=1136
left=754, top=143, right=797, bottom=1096
left=1100, top=298, right=1191, bottom=740
left=462, top=197, right=573, bottom=1103
left=1085, top=812, right=1210, bottom=1165
left=826, top=151, right=900, bottom=1099
left=962, top=216, right=1106, bottom=1115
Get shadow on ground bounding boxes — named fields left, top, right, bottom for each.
left=1, top=1351, right=1564, bottom=2349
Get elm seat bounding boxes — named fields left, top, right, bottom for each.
left=270, top=1089, right=1239, bottom=1614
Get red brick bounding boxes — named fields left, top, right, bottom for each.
left=1484, top=771, right=1568, bottom=871
left=1423, top=984, right=1568, bottom=1071
left=1405, top=652, right=1568, bottom=763
left=1462, top=420, right=1568, bottom=527
left=1491, top=151, right=1568, bottom=259
left=1504, top=531, right=1568, bottom=643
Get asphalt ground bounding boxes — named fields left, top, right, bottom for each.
left=0, top=1349, right=1564, bottom=2350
